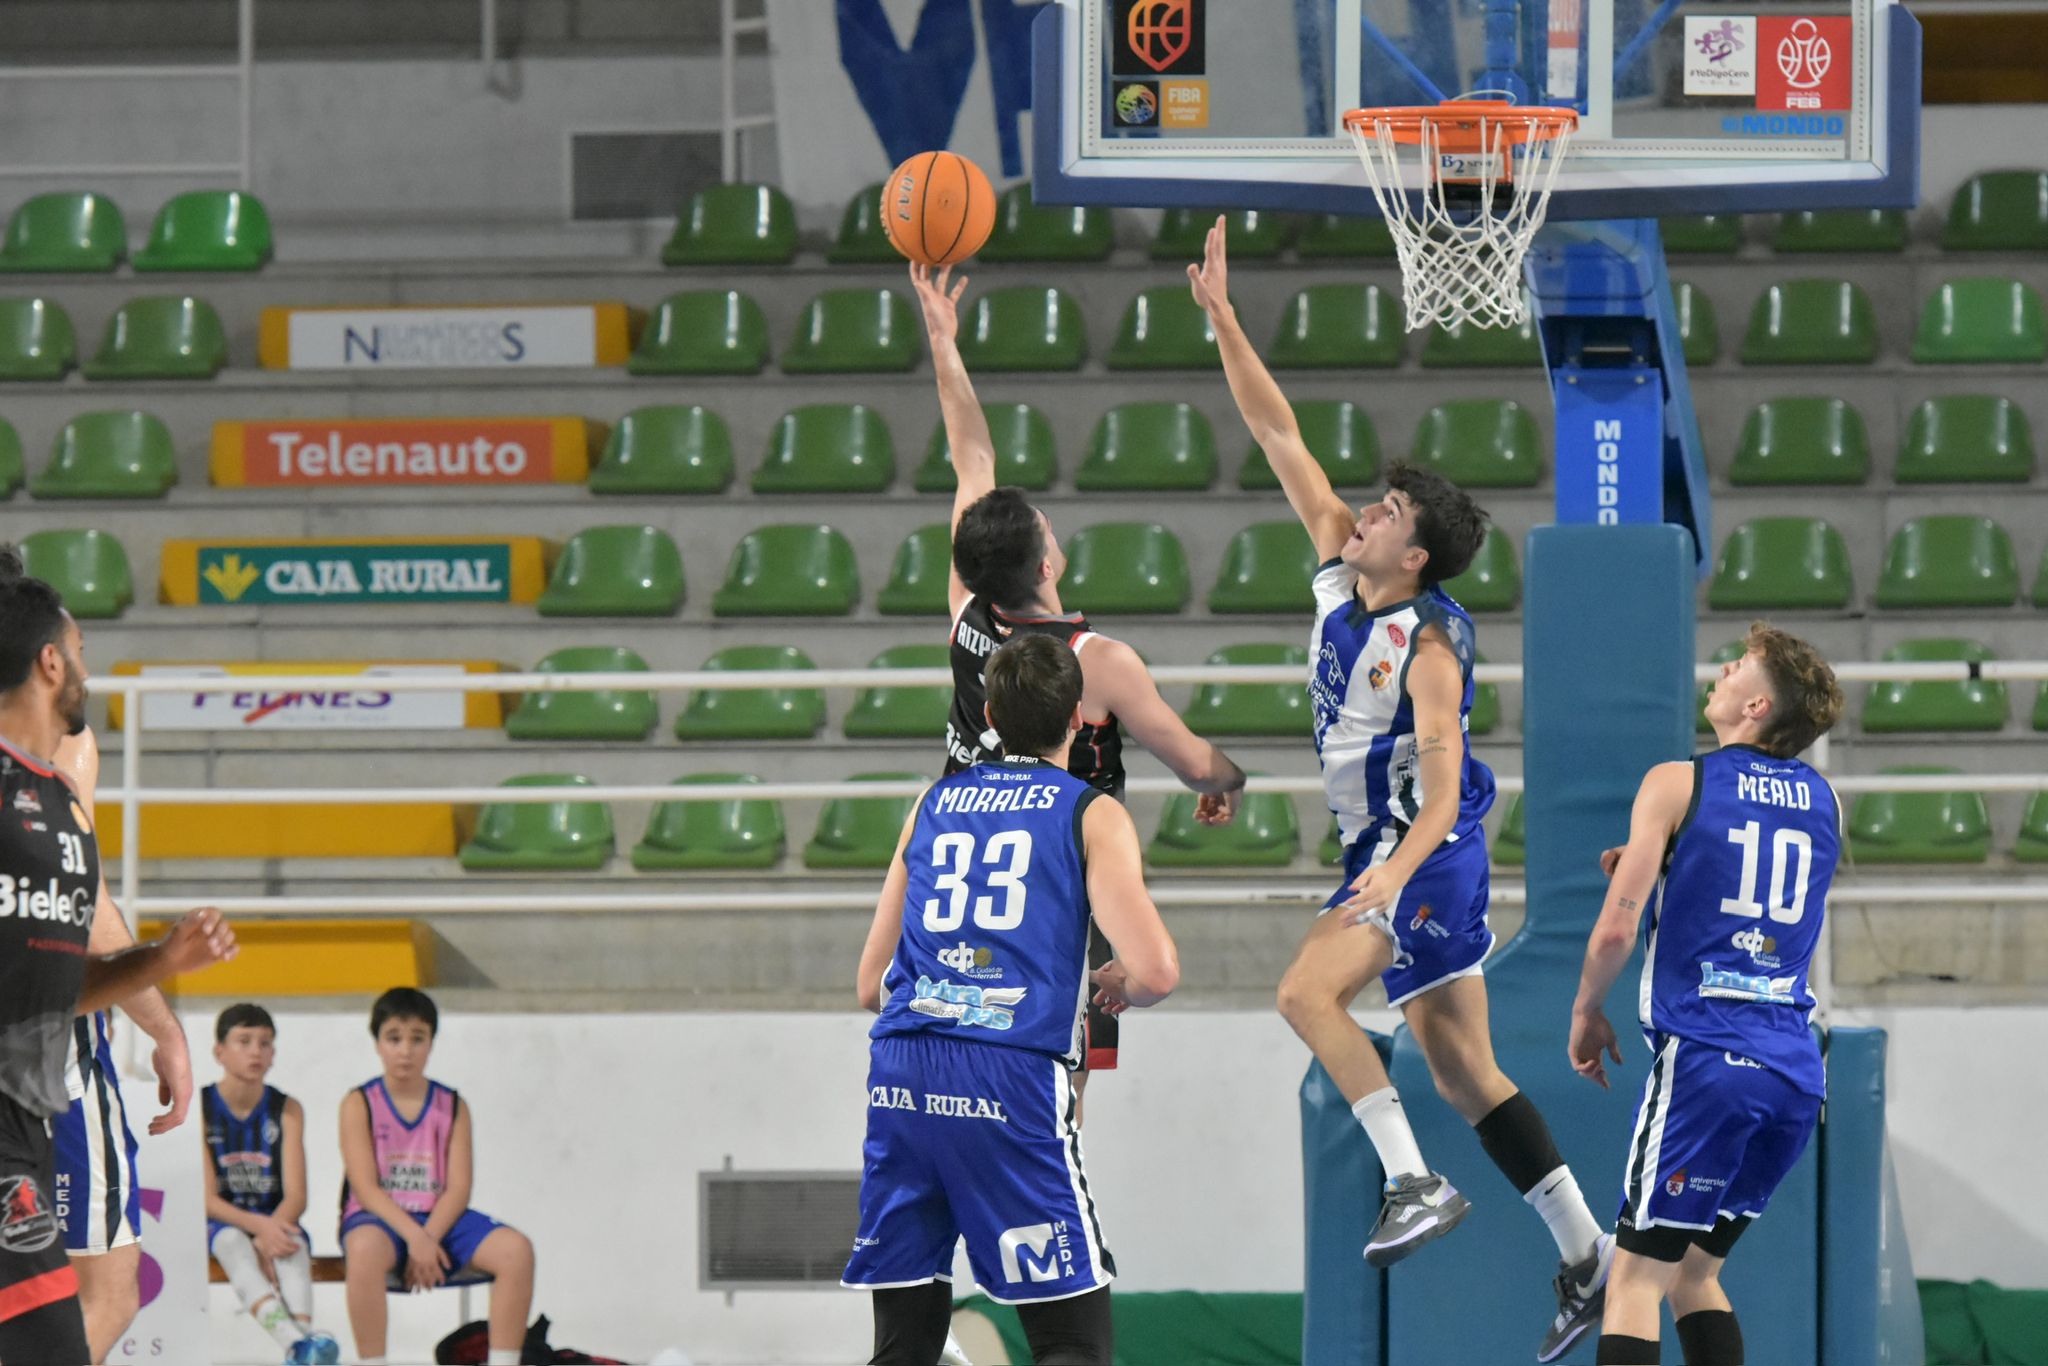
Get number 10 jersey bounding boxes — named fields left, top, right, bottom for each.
left=873, top=758, right=1101, bottom=1067
left=1641, top=744, right=1841, bottom=1098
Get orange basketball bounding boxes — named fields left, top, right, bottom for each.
left=881, top=150, right=996, bottom=267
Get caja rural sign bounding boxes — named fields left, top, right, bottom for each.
left=159, top=537, right=549, bottom=605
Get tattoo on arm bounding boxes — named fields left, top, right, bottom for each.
left=1617, top=897, right=1639, bottom=912
left=1417, top=734, right=1448, bottom=758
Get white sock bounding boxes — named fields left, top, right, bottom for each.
left=213, top=1228, right=305, bottom=1349
left=488, top=1352, right=521, bottom=1365
left=1525, top=1164, right=1604, bottom=1265
left=359, top=1358, right=388, bottom=1365
left=1351, top=1087, right=1427, bottom=1179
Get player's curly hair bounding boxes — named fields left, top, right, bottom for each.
left=1384, top=462, right=1489, bottom=587
left=952, top=487, right=1045, bottom=609
left=1746, top=621, right=1844, bottom=758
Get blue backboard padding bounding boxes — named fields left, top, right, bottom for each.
left=1823, top=1027, right=1926, bottom=1365
left=1301, top=1049, right=1391, bottom=1366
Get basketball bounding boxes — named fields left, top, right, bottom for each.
left=881, top=150, right=996, bottom=267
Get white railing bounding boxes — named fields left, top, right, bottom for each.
left=82, top=658, right=2048, bottom=918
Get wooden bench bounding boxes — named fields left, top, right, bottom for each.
left=207, top=1256, right=491, bottom=1317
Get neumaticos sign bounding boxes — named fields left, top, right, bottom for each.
left=159, top=537, right=549, bottom=605
left=211, top=418, right=591, bottom=486
left=258, top=303, right=633, bottom=369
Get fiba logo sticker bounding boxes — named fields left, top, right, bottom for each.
left=1756, top=16, right=1852, bottom=111
left=1112, top=82, right=1158, bottom=127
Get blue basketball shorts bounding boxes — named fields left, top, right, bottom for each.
left=52, top=1070, right=141, bottom=1255
left=842, top=1032, right=1115, bottom=1305
left=1323, top=823, right=1494, bottom=1007
left=1618, top=1034, right=1821, bottom=1235
left=340, top=1207, right=503, bottom=1274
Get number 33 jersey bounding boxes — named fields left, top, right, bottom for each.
left=874, top=758, right=1101, bottom=1068
left=1641, top=744, right=1841, bottom=1097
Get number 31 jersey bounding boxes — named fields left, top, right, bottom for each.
left=873, top=758, right=1100, bottom=1068
left=1641, top=744, right=1841, bottom=1098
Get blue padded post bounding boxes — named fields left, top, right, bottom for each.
left=1301, top=1048, right=1391, bottom=1366
left=1822, top=1027, right=1926, bottom=1364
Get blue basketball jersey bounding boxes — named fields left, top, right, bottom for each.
left=202, top=1083, right=290, bottom=1216
left=873, top=758, right=1100, bottom=1067
left=1641, top=746, right=1841, bottom=1097
left=1309, top=565, right=1495, bottom=851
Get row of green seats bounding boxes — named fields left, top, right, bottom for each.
left=1667, top=174, right=2048, bottom=253
left=1727, top=394, right=2037, bottom=485
left=0, top=190, right=270, bottom=273
left=1711, top=514, right=2048, bottom=611
left=462, top=771, right=1316, bottom=871
left=1492, top=784, right=2048, bottom=866
left=1698, top=638, right=2048, bottom=734
left=0, top=296, right=225, bottom=380
left=1735, top=277, right=2046, bottom=365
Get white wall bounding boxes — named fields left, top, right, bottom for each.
left=145, top=1002, right=2046, bottom=1364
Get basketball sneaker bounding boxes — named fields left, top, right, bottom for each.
left=1363, top=1171, right=1470, bottom=1268
left=1538, top=1232, right=1614, bottom=1362
left=939, top=1327, right=973, bottom=1366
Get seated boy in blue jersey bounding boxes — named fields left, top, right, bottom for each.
left=201, top=1003, right=340, bottom=1365
left=1570, top=624, right=1845, bottom=1366
left=339, top=989, right=535, bottom=1366
left=1193, top=220, right=1613, bottom=1360
left=845, top=635, right=1182, bottom=1366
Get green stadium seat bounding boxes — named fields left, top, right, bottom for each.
left=752, top=404, right=895, bottom=494
left=1106, top=288, right=1219, bottom=369
left=1150, top=208, right=1290, bottom=261
left=1727, top=397, right=1870, bottom=486
left=587, top=405, right=734, bottom=495
left=1208, top=522, right=1315, bottom=615
left=673, top=645, right=823, bottom=741
left=30, top=410, right=177, bottom=498
left=1699, top=640, right=1743, bottom=734
left=1491, top=795, right=1525, bottom=864
left=1147, top=789, right=1300, bottom=867
left=1321, top=818, right=1343, bottom=867
left=1661, top=214, right=1743, bottom=255
left=632, top=774, right=786, bottom=871
left=2017, top=794, right=2048, bottom=863
left=1942, top=171, right=2048, bottom=252
left=914, top=404, right=1056, bottom=493
left=1849, top=769, right=1990, bottom=864
left=627, top=290, right=769, bottom=376
left=459, top=775, right=613, bottom=872
left=1441, top=526, right=1520, bottom=613
left=1240, top=399, right=1380, bottom=492
left=504, top=646, right=658, bottom=741
left=1269, top=284, right=1403, bottom=369
left=1874, top=516, right=2019, bottom=608
left=1421, top=312, right=1542, bottom=368
left=0, top=420, right=21, bottom=497
left=782, top=288, right=919, bottom=373
left=2036, top=684, right=2048, bottom=730
left=0, top=297, right=75, bottom=380
left=2037, top=549, right=2048, bottom=608
left=844, top=644, right=951, bottom=739
left=1740, top=279, right=1878, bottom=365
left=1895, top=396, right=2034, bottom=484
left=1075, top=402, right=1217, bottom=492
left=1672, top=280, right=1718, bottom=367
left=1060, top=523, right=1189, bottom=615
left=877, top=524, right=953, bottom=617
left=1183, top=643, right=1311, bottom=737
left=955, top=286, right=1087, bottom=372
left=18, top=528, right=131, bottom=618
left=978, top=183, right=1116, bottom=262
left=827, top=183, right=898, bottom=264
left=1862, top=639, right=2007, bottom=733
left=535, top=525, right=683, bottom=617
left=83, top=296, right=226, bottom=379
left=1296, top=214, right=1396, bottom=258
left=132, top=191, right=272, bottom=271
left=662, top=183, right=797, bottom=265
left=0, top=192, right=125, bottom=272
left=1911, top=278, right=2048, bottom=364
left=805, top=774, right=922, bottom=869
left=1771, top=209, right=1908, bottom=253
left=1411, top=399, right=1544, bottom=487
left=712, top=524, right=860, bottom=617
left=1708, top=518, right=1853, bottom=610
left=1468, top=652, right=1501, bottom=736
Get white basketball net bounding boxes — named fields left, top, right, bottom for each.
left=1346, top=108, right=1574, bottom=331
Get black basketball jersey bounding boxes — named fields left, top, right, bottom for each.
left=0, top=737, right=99, bottom=1116
left=944, top=596, right=1126, bottom=798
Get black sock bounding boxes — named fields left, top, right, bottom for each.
left=1597, top=1332, right=1661, bottom=1364
left=1676, top=1309, right=1744, bottom=1365
left=1473, top=1091, right=1566, bottom=1194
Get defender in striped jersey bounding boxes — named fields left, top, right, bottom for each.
left=1570, top=625, right=1844, bottom=1366
left=1195, top=220, right=1612, bottom=1356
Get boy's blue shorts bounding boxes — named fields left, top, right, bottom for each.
left=1324, top=823, right=1494, bottom=1007
left=340, top=1208, right=503, bottom=1273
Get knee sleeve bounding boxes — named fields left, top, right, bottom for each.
left=869, top=1281, right=952, bottom=1366
left=1676, top=1309, right=1744, bottom=1366
left=1016, top=1286, right=1113, bottom=1366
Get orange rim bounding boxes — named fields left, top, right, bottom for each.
left=1343, top=100, right=1578, bottom=152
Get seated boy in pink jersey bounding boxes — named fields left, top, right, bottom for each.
left=338, top=988, right=535, bottom=1366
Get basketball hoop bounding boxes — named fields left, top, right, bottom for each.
left=1341, top=97, right=1578, bottom=331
